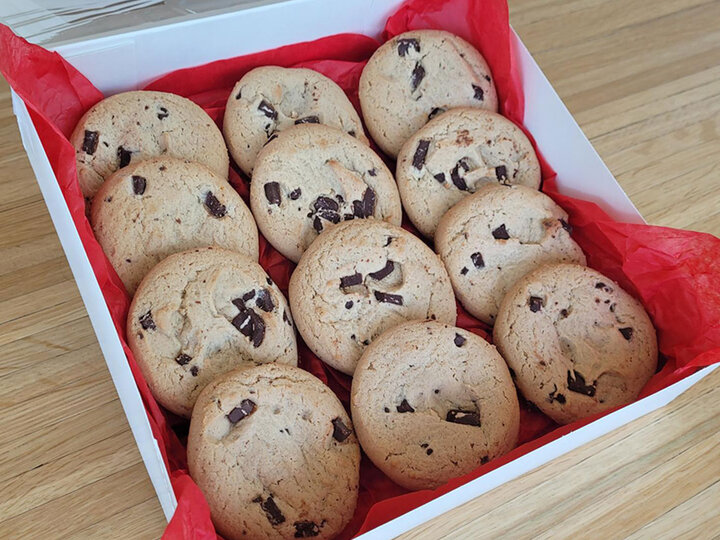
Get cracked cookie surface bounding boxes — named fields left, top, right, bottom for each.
left=359, top=30, right=498, bottom=158
left=396, top=107, right=541, bottom=238
left=351, top=320, right=519, bottom=490
left=250, top=124, right=402, bottom=262
left=436, top=184, right=586, bottom=324
left=224, top=66, right=368, bottom=176
left=91, top=157, right=258, bottom=294
left=128, top=248, right=297, bottom=417
left=493, top=263, right=658, bottom=424
left=188, top=363, right=360, bottom=540
left=288, top=219, right=456, bottom=375
left=70, top=90, right=228, bottom=202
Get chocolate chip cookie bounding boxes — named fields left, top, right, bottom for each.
left=127, top=248, right=297, bottom=417
left=351, top=320, right=519, bottom=491
left=91, top=157, right=258, bottom=294
left=288, top=219, right=456, bottom=375
left=494, top=263, right=658, bottom=424
left=250, top=124, right=402, bottom=263
left=396, top=107, right=541, bottom=238
left=188, top=363, right=360, bottom=540
left=359, top=30, right=498, bottom=158
left=70, top=90, right=228, bottom=202
left=436, top=184, right=586, bottom=325
left=224, top=66, right=368, bottom=176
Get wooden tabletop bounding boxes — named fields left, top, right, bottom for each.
left=1, top=0, right=718, bottom=538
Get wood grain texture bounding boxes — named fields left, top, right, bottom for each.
left=0, top=0, right=718, bottom=538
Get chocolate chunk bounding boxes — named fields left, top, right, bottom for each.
left=460, top=267, right=468, bottom=275
left=362, top=187, right=376, bottom=217
left=397, top=37, right=420, bottom=56
left=82, top=130, right=99, bottom=154
left=411, top=62, right=425, bottom=91
left=232, top=310, right=253, bottom=337
left=368, top=260, right=395, bottom=280
left=567, top=370, right=596, bottom=397
left=471, top=252, right=485, bottom=268
left=374, top=291, right=403, bottom=305
left=454, top=333, right=466, bottom=347
left=595, top=282, right=607, bottom=289
left=117, top=146, right=132, bottom=168
left=255, top=289, right=275, bottom=312
left=446, top=409, right=481, bottom=426
left=313, top=196, right=339, bottom=212
left=289, top=188, right=301, bottom=200
left=157, top=106, right=169, bottom=120
left=132, top=175, right=146, bottom=195
left=294, top=115, right=320, bottom=125
left=345, top=301, right=353, bottom=309
left=175, top=353, right=191, bottom=366
left=619, top=327, right=633, bottom=340
left=331, top=417, right=352, bottom=442
left=352, top=200, right=365, bottom=219
left=434, top=172, right=446, bottom=184
left=426, top=448, right=434, bottom=455
left=339, top=272, right=363, bottom=289
left=495, top=165, right=508, bottom=181
left=258, top=100, right=277, bottom=120
left=264, top=182, right=281, bottom=205
left=204, top=191, right=226, bottom=217
left=235, top=89, right=242, bottom=100
left=428, top=107, right=445, bottom=120
left=228, top=399, right=256, bottom=423
left=472, top=84, right=484, bottom=101
left=492, top=224, right=510, bottom=239
left=294, top=521, right=320, bottom=538
left=559, top=218, right=572, bottom=233
left=190, top=366, right=199, bottom=376
left=529, top=296, right=543, bottom=312
left=412, top=140, right=430, bottom=170
left=343, top=213, right=355, bottom=221
left=318, top=210, right=341, bottom=224
left=313, top=216, right=323, bottom=233
left=450, top=161, right=469, bottom=191
left=384, top=237, right=394, bottom=247
left=250, top=311, right=265, bottom=347
left=256, top=495, right=285, bottom=526
left=397, top=399, right=415, bottom=413
left=139, top=311, right=156, bottom=330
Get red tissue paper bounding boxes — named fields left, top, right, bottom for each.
left=1, top=0, right=719, bottom=538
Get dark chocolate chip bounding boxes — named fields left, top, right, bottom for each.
left=428, top=107, right=445, bottom=120
left=339, top=272, right=363, bottom=289
left=434, top=172, right=446, bottom=184
left=294, top=115, right=320, bottom=125
left=384, top=407, right=390, bottom=413
left=454, top=333, right=466, bottom=347
left=384, top=237, right=394, bottom=247
left=595, top=282, right=607, bottom=289
left=619, top=327, right=633, bottom=340
left=492, top=224, right=510, bottom=239
left=235, top=89, right=242, bottom=100
left=117, top=146, right=131, bottom=168
left=460, top=267, right=469, bottom=275
left=343, top=213, right=355, bottom=220
left=362, top=187, right=376, bottom=217
left=313, top=216, right=323, bottom=233
left=157, top=107, right=169, bottom=120
left=264, top=182, right=281, bottom=205
left=313, top=196, right=339, bottom=212
left=331, top=417, right=352, bottom=442
left=256, top=495, right=285, bottom=526
left=139, top=311, right=156, bottom=330
left=348, top=130, right=356, bottom=137
left=411, top=62, right=425, bottom=91
left=204, top=191, right=226, bottom=217
left=190, top=366, right=199, bottom=376
left=368, top=260, right=395, bottom=280
left=610, top=303, right=616, bottom=312
left=397, top=37, right=420, bottom=56
left=345, top=301, right=353, bottom=309
left=318, top=210, right=341, bottom=224
left=232, top=310, right=253, bottom=337
left=560, top=308, right=569, bottom=319
left=412, top=140, right=430, bottom=170
left=258, top=100, right=278, bottom=120
left=82, top=130, right=99, bottom=154
left=529, top=296, right=543, bottom=312
left=559, top=218, right=572, bottom=233
left=289, top=188, right=301, bottom=200
left=484, top=75, right=492, bottom=82
left=451, top=161, right=469, bottom=191
left=426, top=448, right=434, bottom=455
left=481, top=455, right=490, bottom=464
left=472, top=84, right=484, bottom=101
left=352, top=200, right=365, bottom=219
left=294, top=521, right=320, bottom=537
left=397, top=399, right=415, bottom=413
left=283, top=310, right=292, bottom=326
left=131, top=175, right=146, bottom=195
left=495, top=165, right=508, bottom=181
left=250, top=311, right=265, bottom=347
left=368, top=168, right=377, bottom=176
left=446, top=409, right=481, bottom=426
left=175, top=353, right=191, bottom=366
left=549, top=384, right=567, bottom=403
left=374, top=291, right=403, bottom=305
left=567, top=370, right=596, bottom=397
left=471, top=252, right=485, bottom=269
left=255, top=289, right=275, bottom=312
left=227, top=399, right=256, bottom=423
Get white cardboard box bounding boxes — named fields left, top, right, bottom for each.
left=9, top=0, right=718, bottom=537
